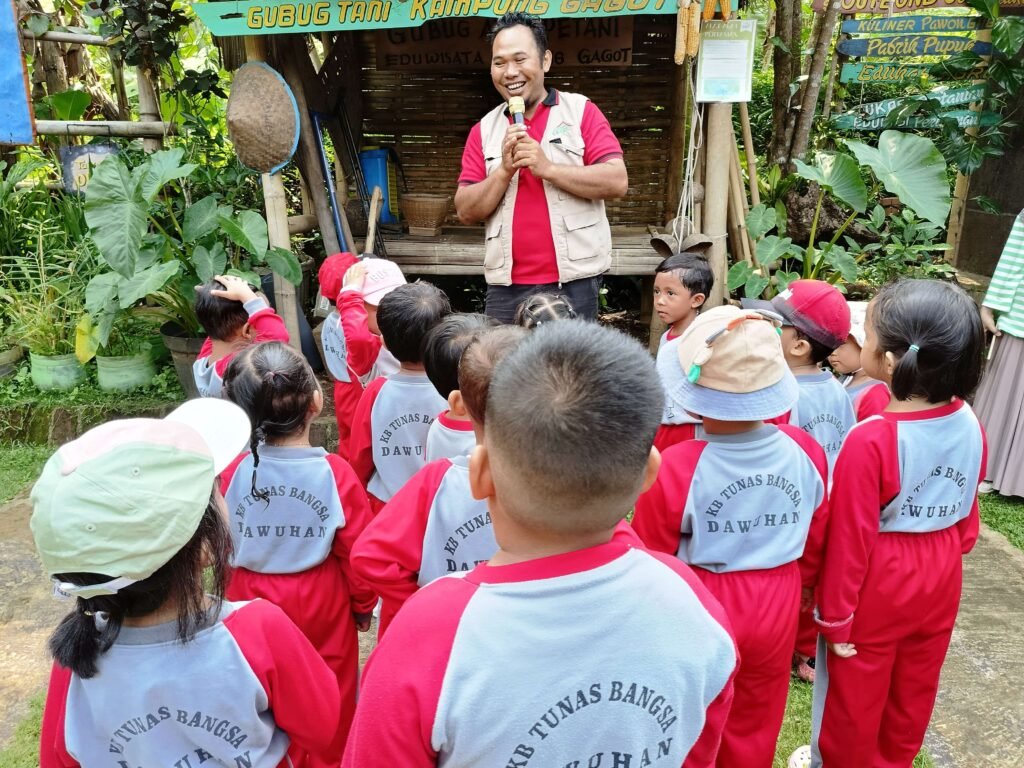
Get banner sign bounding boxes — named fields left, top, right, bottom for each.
left=192, top=0, right=715, bottom=37
left=840, top=60, right=988, bottom=82
left=840, top=15, right=982, bottom=35
left=835, top=83, right=984, bottom=121
left=837, top=34, right=992, bottom=57
left=0, top=0, right=34, bottom=145
left=376, top=17, right=633, bottom=69
left=695, top=19, right=758, bottom=103
left=814, top=0, right=1021, bottom=13
left=831, top=109, right=1000, bottom=130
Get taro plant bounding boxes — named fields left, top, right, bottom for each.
left=843, top=206, right=954, bottom=285
left=81, top=147, right=300, bottom=347
left=729, top=131, right=950, bottom=299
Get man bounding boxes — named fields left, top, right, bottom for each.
left=455, top=12, right=629, bottom=323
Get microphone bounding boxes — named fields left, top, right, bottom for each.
left=508, top=96, right=525, bottom=126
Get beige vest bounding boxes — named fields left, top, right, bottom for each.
left=478, top=91, right=613, bottom=286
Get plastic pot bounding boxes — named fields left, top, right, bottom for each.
left=30, top=352, right=85, bottom=391
left=159, top=322, right=205, bottom=399
left=96, top=353, right=157, bottom=392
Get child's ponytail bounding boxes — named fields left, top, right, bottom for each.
left=49, top=596, right=123, bottom=678
left=889, top=342, right=922, bottom=402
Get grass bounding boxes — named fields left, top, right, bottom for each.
left=0, top=443, right=51, bottom=503
left=979, top=493, right=1024, bottom=551
left=0, top=695, right=42, bottom=768
left=0, top=360, right=183, bottom=409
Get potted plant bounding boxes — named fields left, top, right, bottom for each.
left=76, top=310, right=158, bottom=392
left=0, top=316, right=23, bottom=379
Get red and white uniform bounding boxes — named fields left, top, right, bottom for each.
left=424, top=411, right=476, bottom=463
left=193, top=298, right=289, bottom=398
left=844, top=378, right=890, bottom=422
left=322, top=289, right=399, bottom=459
left=220, top=446, right=376, bottom=756
left=655, top=331, right=702, bottom=454
left=40, top=600, right=342, bottom=768
left=343, top=541, right=738, bottom=767
left=349, top=372, right=447, bottom=512
left=634, top=425, right=828, bottom=768
left=811, top=400, right=986, bottom=768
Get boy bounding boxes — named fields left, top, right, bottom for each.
left=343, top=321, right=738, bottom=766
left=318, top=254, right=407, bottom=456
left=423, top=314, right=499, bottom=463
left=351, top=323, right=527, bottom=636
left=653, top=252, right=714, bottom=453
left=827, top=300, right=889, bottom=422
left=633, top=305, right=828, bottom=768
left=348, top=282, right=451, bottom=513
left=192, top=274, right=289, bottom=397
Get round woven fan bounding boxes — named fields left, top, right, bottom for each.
left=227, top=62, right=299, bottom=174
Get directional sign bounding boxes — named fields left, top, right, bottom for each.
left=840, top=60, right=988, bottom=83
left=840, top=84, right=985, bottom=120
left=832, top=109, right=1000, bottom=131
left=837, top=34, right=993, bottom=58
left=840, top=15, right=982, bottom=35
left=815, top=0, right=1022, bottom=13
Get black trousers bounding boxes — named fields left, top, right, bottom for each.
left=484, top=275, right=603, bottom=325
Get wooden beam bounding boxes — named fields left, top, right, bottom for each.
left=33, top=120, right=174, bottom=137
left=704, top=103, right=732, bottom=307
left=288, top=214, right=318, bottom=235
left=666, top=63, right=689, bottom=224
left=20, top=29, right=110, bottom=46
left=135, top=66, right=162, bottom=153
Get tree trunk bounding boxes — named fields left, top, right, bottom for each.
left=788, top=0, right=841, bottom=163
left=769, top=0, right=796, bottom=168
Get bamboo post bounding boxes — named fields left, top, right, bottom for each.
left=666, top=59, right=690, bottom=222
left=739, top=103, right=760, bottom=207
left=245, top=36, right=301, bottom=350
left=704, top=103, right=733, bottom=307
left=729, top=124, right=757, bottom=260
left=33, top=120, right=175, bottom=137
left=364, top=187, right=383, bottom=254
left=135, top=65, right=162, bottom=153
left=333, top=156, right=356, bottom=253
left=694, top=109, right=706, bottom=236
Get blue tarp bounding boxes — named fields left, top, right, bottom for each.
left=1, top=0, right=34, bottom=145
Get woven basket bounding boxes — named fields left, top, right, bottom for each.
left=401, top=194, right=451, bottom=230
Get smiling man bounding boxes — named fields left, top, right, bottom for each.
left=455, top=12, right=629, bottom=323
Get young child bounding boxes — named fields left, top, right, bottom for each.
left=351, top=324, right=527, bottom=636
left=514, top=292, right=577, bottom=328
left=220, top=342, right=376, bottom=756
left=653, top=252, right=714, bottom=453
left=827, top=300, right=889, bottom=421
left=348, top=281, right=451, bottom=512
left=423, top=313, right=500, bottom=463
left=33, top=399, right=344, bottom=768
left=317, top=254, right=407, bottom=456
left=810, top=279, right=986, bottom=768
left=633, top=305, right=828, bottom=768
left=193, top=274, right=290, bottom=397
left=342, top=321, right=738, bottom=765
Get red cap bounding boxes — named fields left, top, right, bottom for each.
left=317, top=252, right=359, bottom=302
left=770, top=279, right=851, bottom=350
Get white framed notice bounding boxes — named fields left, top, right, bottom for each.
left=696, top=20, right=758, bottom=103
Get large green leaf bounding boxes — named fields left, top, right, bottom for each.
left=793, top=152, right=867, bottom=213
left=728, top=261, right=754, bottom=291
left=823, top=246, right=859, bottom=283
left=746, top=204, right=777, bottom=240
left=755, top=235, right=796, bottom=267
left=219, top=210, right=269, bottom=258
left=192, top=243, right=228, bottom=284
left=847, top=131, right=951, bottom=226
left=138, top=148, right=198, bottom=203
left=745, top=274, right=770, bottom=299
left=183, top=195, right=222, bottom=243
left=264, top=247, right=302, bottom=285
left=117, top=262, right=181, bottom=308
left=994, top=17, right=1024, bottom=56
left=48, top=89, right=91, bottom=121
left=85, top=272, right=120, bottom=315
left=84, top=156, right=147, bottom=278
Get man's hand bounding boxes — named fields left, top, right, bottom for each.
left=981, top=306, right=1001, bottom=337
left=828, top=642, right=857, bottom=658
left=501, top=124, right=526, bottom=176
left=210, top=274, right=258, bottom=304
left=512, top=132, right=552, bottom=179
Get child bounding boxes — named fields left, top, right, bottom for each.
left=342, top=321, right=738, bottom=765
left=33, top=399, right=344, bottom=768
left=810, top=279, right=986, bottom=768
left=827, top=300, right=889, bottom=421
left=350, top=324, right=527, bottom=636
left=633, top=305, right=828, bottom=768
left=220, top=342, right=376, bottom=756
left=514, top=292, right=577, bottom=328
left=423, top=313, right=500, bottom=463
left=348, top=281, right=451, bottom=512
left=193, top=274, right=290, bottom=397
left=653, top=252, right=714, bottom=453
left=318, top=254, right=407, bottom=456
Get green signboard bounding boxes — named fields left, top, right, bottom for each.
left=192, top=0, right=694, bottom=37
left=840, top=15, right=982, bottom=35
left=834, top=84, right=984, bottom=121
left=840, top=60, right=988, bottom=83
left=831, top=109, right=1000, bottom=131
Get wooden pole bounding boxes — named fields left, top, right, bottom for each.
left=135, top=66, right=162, bottom=152
left=245, top=36, right=301, bottom=351
left=20, top=29, right=109, bottom=45
left=666, top=63, right=690, bottom=224
left=704, top=103, right=732, bottom=307
left=739, top=103, right=760, bottom=207
left=33, top=120, right=175, bottom=137
left=788, top=0, right=842, bottom=163
left=729, top=141, right=754, bottom=264
left=333, top=155, right=356, bottom=253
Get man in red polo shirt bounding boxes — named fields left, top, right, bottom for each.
left=455, top=12, right=628, bottom=323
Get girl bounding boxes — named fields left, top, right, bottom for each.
left=221, top=342, right=376, bottom=759
left=827, top=300, right=889, bottom=422
left=34, top=399, right=343, bottom=768
left=514, top=292, right=577, bottom=328
left=811, top=279, right=987, bottom=768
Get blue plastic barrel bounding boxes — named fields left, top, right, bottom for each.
left=359, top=148, right=399, bottom=225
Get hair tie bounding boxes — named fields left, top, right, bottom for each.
left=908, top=344, right=920, bottom=353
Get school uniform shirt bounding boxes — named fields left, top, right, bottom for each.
left=815, top=400, right=986, bottom=645
left=192, top=298, right=289, bottom=398
left=349, top=372, right=448, bottom=504
left=772, top=371, right=856, bottom=477
left=39, top=599, right=343, bottom=768
left=844, top=378, right=890, bottom=422
left=655, top=334, right=702, bottom=454
left=342, top=541, right=738, bottom=767
left=425, top=411, right=476, bottom=463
